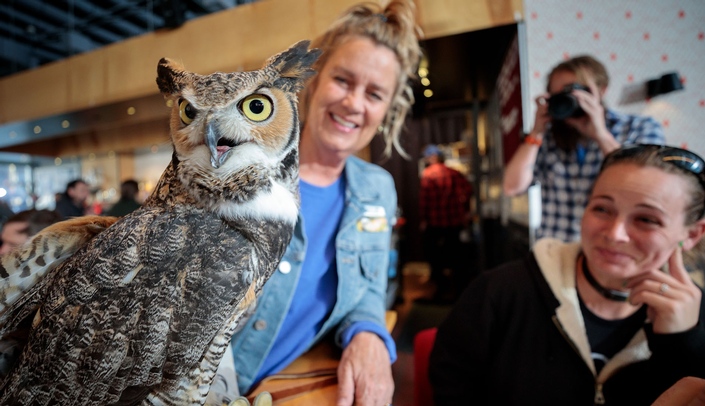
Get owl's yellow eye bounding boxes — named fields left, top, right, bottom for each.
left=239, top=94, right=273, bottom=122
left=179, top=99, right=197, bottom=125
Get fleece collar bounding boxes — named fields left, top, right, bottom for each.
left=532, top=238, right=652, bottom=381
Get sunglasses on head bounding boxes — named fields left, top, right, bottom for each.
left=603, top=143, right=705, bottom=217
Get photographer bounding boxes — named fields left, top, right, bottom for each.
left=503, top=55, right=664, bottom=242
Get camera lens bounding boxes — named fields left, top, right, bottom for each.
left=548, top=93, right=581, bottom=120
left=547, top=83, right=588, bottom=120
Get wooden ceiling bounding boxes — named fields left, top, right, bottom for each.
left=0, top=0, right=523, bottom=159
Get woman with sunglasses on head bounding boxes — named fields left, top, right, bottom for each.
left=430, top=144, right=705, bottom=405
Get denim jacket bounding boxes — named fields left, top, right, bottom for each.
left=229, top=155, right=397, bottom=393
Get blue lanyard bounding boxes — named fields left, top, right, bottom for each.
left=576, top=145, right=586, bottom=165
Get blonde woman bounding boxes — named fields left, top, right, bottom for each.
left=224, top=2, right=422, bottom=405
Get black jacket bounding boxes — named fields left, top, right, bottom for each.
left=429, top=239, right=705, bottom=405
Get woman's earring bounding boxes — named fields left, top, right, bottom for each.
left=679, top=241, right=684, bottom=248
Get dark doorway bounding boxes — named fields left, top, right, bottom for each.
left=370, top=23, right=520, bottom=281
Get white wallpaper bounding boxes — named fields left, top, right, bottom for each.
left=524, top=0, right=705, bottom=155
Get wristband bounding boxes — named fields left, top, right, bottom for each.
left=524, top=134, right=542, bottom=146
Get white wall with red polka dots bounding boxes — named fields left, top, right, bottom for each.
left=524, top=0, right=705, bottom=155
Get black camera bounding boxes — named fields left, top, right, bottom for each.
left=547, top=83, right=590, bottom=120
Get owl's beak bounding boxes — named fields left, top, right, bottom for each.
left=205, top=122, right=234, bottom=169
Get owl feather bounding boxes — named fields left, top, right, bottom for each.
left=0, top=40, right=320, bottom=406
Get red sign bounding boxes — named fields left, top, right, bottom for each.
left=497, top=34, right=523, bottom=164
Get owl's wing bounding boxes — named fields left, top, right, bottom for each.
left=0, top=215, right=117, bottom=320
left=0, top=215, right=117, bottom=382
left=0, top=208, right=268, bottom=405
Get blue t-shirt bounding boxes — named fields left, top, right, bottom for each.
left=253, top=177, right=345, bottom=383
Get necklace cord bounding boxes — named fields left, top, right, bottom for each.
left=580, top=254, right=630, bottom=302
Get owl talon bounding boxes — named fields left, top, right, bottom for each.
left=226, top=391, right=272, bottom=406
left=228, top=397, right=250, bottom=406
left=253, top=391, right=273, bottom=406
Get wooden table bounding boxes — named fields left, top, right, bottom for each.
left=246, top=311, right=397, bottom=405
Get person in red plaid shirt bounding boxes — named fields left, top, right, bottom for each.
left=419, top=144, right=473, bottom=303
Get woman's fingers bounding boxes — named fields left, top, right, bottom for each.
left=628, top=278, right=686, bottom=303
left=627, top=264, right=702, bottom=333
left=668, top=245, right=694, bottom=285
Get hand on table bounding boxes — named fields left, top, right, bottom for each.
left=336, top=332, right=394, bottom=406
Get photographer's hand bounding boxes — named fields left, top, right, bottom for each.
left=531, top=93, right=551, bottom=138
left=502, top=93, right=550, bottom=196
left=566, top=79, right=620, bottom=154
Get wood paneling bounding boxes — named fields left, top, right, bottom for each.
left=117, top=153, right=136, bottom=182
left=0, top=0, right=523, bottom=126
left=2, top=120, right=170, bottom=157
left=418, top=0, right=522, bottom=38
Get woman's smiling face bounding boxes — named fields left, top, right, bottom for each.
left=580, top=163, right=693, bottom=286
left=302, top=36, right=400, bottom=160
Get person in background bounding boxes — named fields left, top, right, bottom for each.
left=419, top=144, right=473, bottom=303
left=105, top=179, right=141, bottom=217
left=430, top=144, right=705, bottom=405
left=54, top=179, right=90, bottom=219
left=0, top=201, right=15, bottom=259
left=502, top=55, right=665, bottom=242
left=0, top=201, right=14, bottom=231
left=215, top=2, right=422, bottom=405
left=0, top=209, right=63, bottom=255
left=0, top=209, right=63, bottom=376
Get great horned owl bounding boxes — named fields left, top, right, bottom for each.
left=0, top=40, right=320, bottom=405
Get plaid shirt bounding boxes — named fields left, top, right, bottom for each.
left=533, top=109, right=665, bottom=242
left=420, top=163, right=473, bottom=227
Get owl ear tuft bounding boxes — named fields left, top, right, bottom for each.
left=156, top=58, right=189, bottom=96
left=267, top=40, right=322, bottom=93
